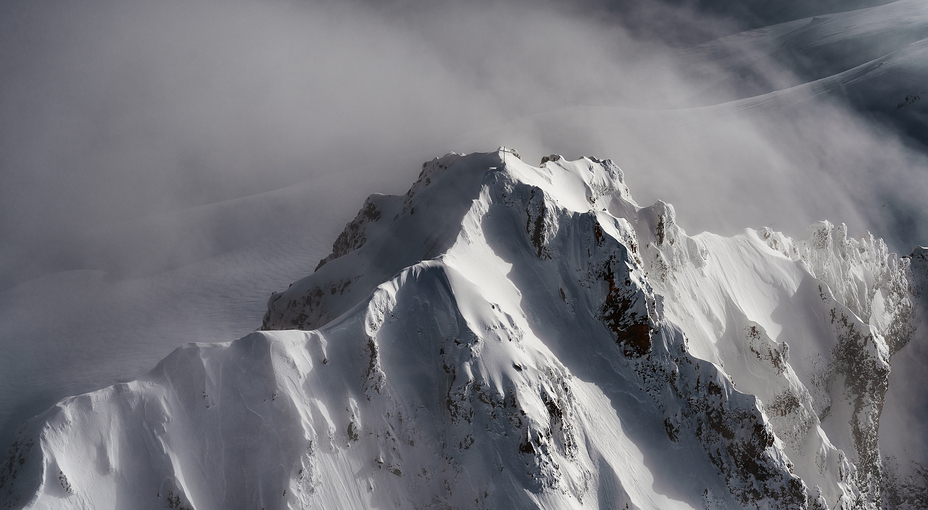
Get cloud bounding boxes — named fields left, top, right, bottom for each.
left=3, top=0, right=925, bottom=285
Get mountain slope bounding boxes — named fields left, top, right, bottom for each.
left=681, top=0, right=928, bottom=151
left=1, top=149, right=921, bottom=509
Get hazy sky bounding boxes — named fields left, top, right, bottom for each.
left=2, top=0, right=926, bottom=288
left=2, top=0, right=927, bottom=474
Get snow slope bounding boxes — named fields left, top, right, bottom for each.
left=0, top=158, right=418, bottom=456
left=2, top=149, right=920, bottom=509
left=681, top=0, right=928, bottom=148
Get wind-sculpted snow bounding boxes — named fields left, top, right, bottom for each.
left=2, top=149, right=921, bottom=509
left=637, top=196, right=919, bottom=507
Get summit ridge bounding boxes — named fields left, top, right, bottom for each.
left=1, top=149, right=922, bottom=509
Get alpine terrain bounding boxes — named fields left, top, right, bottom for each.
left=1, top=149, right=925, bottom=509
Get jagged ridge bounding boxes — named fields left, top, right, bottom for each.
left=1, top=149, right=921, bottom=510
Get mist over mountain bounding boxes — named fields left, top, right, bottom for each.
left=2, top=0, right=928, bottom=508
left=2, top=0, right=928, bottom=287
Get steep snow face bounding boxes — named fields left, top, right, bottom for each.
left=637, top=209, right=917, bottom=507
left=1, top=150, right=919, bottom=509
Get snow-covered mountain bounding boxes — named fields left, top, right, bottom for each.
left=1, top=149, right=923, bottom=509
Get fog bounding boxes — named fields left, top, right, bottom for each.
left=4, top=0, right=928, bottom=281
left=2, top=0, right=927, bottom=475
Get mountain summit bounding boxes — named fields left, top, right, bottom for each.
left=1, top=149, right=923, bottom=509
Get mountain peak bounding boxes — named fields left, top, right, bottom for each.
left=2, top=150, right=920, bottom=509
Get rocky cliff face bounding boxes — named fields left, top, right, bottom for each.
left=1, top=149, right=920, bottom=509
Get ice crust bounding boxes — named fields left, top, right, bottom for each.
left=1, top=149, right=919, bottom=509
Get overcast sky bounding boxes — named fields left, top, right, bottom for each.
left=0, top=0, right=925, bottom=278
left=3, top=0, right=927, bottom=288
